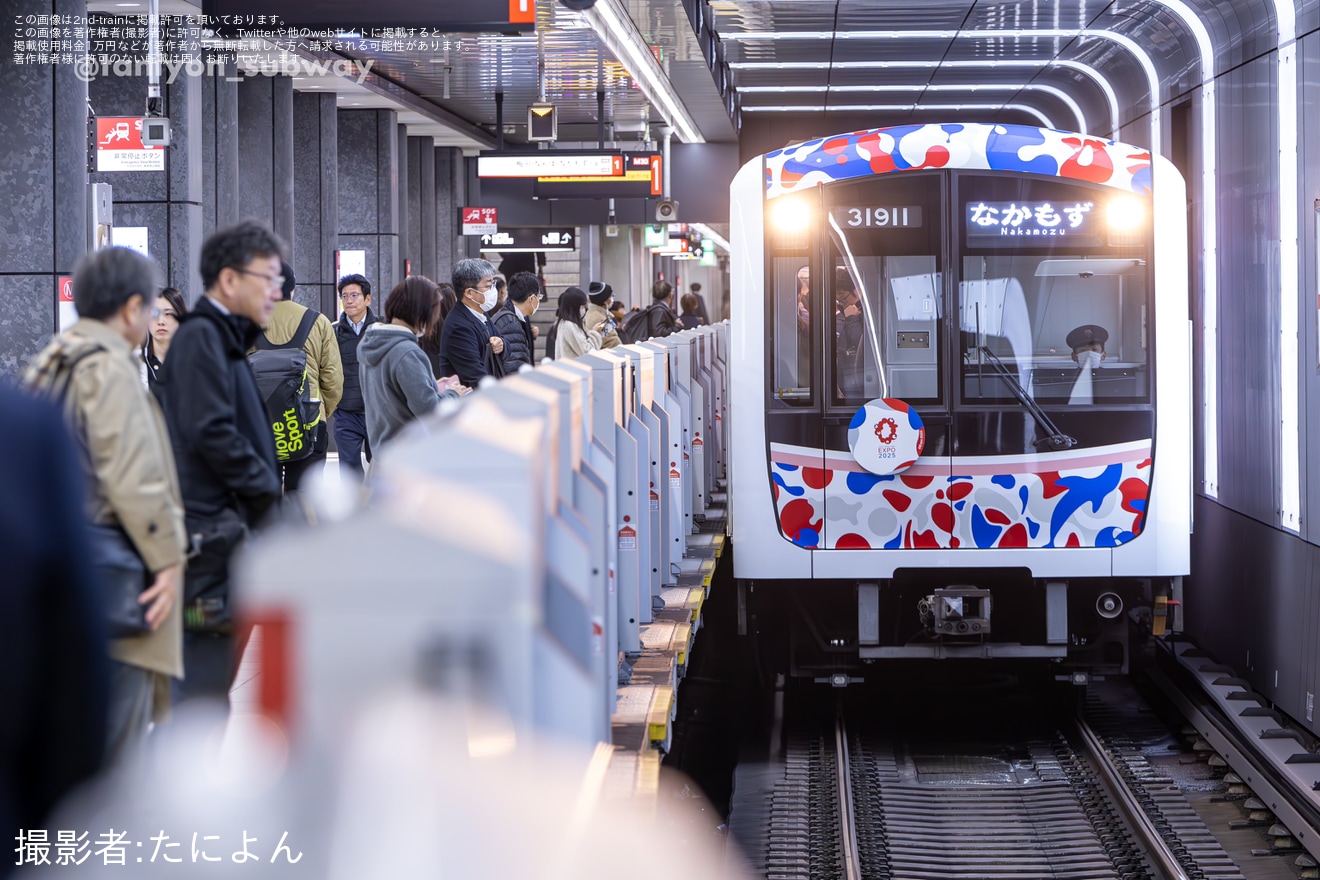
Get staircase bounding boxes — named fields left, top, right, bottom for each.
left=530, top=239, right=584, bottom=363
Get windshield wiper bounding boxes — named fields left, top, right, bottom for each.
left=977, top=346, right=1077, bottom=451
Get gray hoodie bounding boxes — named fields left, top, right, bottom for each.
left=358, top=324, right=456, bottom=451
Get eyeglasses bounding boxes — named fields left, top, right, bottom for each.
left=150, top=308, right=178, bottom=320
left=233, top=267, right=285, bottom=290
left=341, top=292, right=366, bottom=302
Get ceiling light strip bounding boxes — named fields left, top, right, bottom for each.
left=579, top=0, right=704, bottom=143
left=738, top=83, right=1084, bottom=131
left=740, top=102, right=1055, bottom=127
left=731, top=58, right=1115, bottom=134
left=690, top=223, right=730, bottom=253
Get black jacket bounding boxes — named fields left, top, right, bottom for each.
left=437, top=305, right=506, bottom=387
left=158, top=297, right=280, bottom=526
left=489, top=299, right=535, bottom=372
left=334, top=307, right=380, bottom=413
left=648, top=301, right=679, bottom=338
left=0, top=383, right=107, bottom=856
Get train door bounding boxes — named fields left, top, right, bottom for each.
left=819, top=173, right=953, bottom=549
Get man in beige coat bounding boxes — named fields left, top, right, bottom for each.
left=24, top=247, right=188, bottom=762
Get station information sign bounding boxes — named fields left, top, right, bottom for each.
left=95, top=118, right=164, bottom=172
left=478, top=227, right=576, bottom=253
left=461, top=207, right=499, bottom=236
left=478, top=153, right=621, bottom=179
left=534, top=152, right=663, bottom=199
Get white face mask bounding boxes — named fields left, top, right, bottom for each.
left=579, top=307, right=587, bottom=319
left=477, top=286, right=497, bottom=312
left=1077, top=350, right=1103, bottom=370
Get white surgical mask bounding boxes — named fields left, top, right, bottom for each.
left=1078, top=350, right=1103, bottom=370
left=579, top=307, right=587, bottom=319
left=478, top=286, right=497, bottom=312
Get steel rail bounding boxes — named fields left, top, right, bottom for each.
left=833, top=711, right=862, bottom=880
left=1074, top=713, right=1191, bottom=880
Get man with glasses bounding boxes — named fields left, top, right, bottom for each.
left=158, top=220, right=283, bottom=704
left=332, top=273, right=378, bottom=476
left=438, top=258, right=507, bottom=388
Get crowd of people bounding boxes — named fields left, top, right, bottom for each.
left=0, top=217, right=715, bottom=847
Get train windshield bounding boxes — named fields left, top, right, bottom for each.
left=958, top=175, right=1151, bottom=405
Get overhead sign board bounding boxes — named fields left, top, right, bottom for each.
left=95, top=118, right=164, bottom=172
left=461, top=206, right=499, bottom=236
left=534, top=152, right=663, bottom=199
left=200, top=0, right=534, bottom=32
left=478, top=153, right=620, bottom=179
left=479, top=227, right=576, bottom=253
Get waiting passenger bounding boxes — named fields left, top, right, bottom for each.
left=359, top=276, right=466, bottom=451
left=489, top=271, right=541, bottom=372
left=678, top=292, right=706, bottom=330
left=158, top=220, right=283, bottom=704
left=609, top=299, right=627, bottom=326
left=141, top=286, right=187, bottom=392
left=646, top=280, right=680, bottom=339
left=689, top=281, right=711, bottom=325
left=258, top=261, right=343, bottom=494
left=332, top=273, right=378, bottom=477
left=24, top=246, right=187, bottom=758
left=419, top=282, right=458, bottom=379
left=438, top=258, right=506, bottom=387
left=554, top=287, right=605, bottom=360
left=586, top=281, right=621, bottom=348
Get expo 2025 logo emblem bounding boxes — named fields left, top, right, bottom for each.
left=848, top=399, right=925, bottom=476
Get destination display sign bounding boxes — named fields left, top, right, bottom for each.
left=965, top=200, right=1099, bottom=247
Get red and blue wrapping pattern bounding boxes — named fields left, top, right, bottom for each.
left=765, top=123, right=1153, bottom=199
left=770, top=440, right=1152, bottom=550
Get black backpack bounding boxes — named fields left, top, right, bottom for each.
left=248, top=309, right=319, bottom=463
left=617, top=305, right=662, bottom=345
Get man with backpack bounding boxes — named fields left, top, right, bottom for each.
left=249, top=261, right=342, bottom=493
left=618, top=279, right=679, bottom=345
left=158, top=220, right=282, bottom=703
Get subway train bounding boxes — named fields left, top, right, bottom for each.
left=727, top=122, right=1190, bottom=681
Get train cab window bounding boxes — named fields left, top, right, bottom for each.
left=958, top=175, right=1151, bottom=406
left=770, top=258, right=813, bottom=405
left=825, top=174, right=943, bottom=407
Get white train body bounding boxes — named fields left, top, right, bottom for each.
left=728, top=123, right=1190, bottom=672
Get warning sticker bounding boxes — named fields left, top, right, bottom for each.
left=669, top=467, right=682, bottom=489
left=618, top=525, right=637, bottom=550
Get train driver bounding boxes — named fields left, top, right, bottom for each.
left=1066, top=324, right=1108, bottom=405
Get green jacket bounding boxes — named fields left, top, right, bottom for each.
left=259, top=300, right=344, bottom=425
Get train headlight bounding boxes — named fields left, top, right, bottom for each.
left=770, top=197, right=812, bottom=235
left=1106, top=196, right=1145, bottom=232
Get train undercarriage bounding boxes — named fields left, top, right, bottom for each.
left=736, top=569, right=1183, bottom=685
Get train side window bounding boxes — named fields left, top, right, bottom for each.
left=824, top=176, right=944, bottom=407
left=771, top=258, right=813, bottom=405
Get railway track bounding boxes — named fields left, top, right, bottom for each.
left=750, top=705, right=1247, bottom=880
